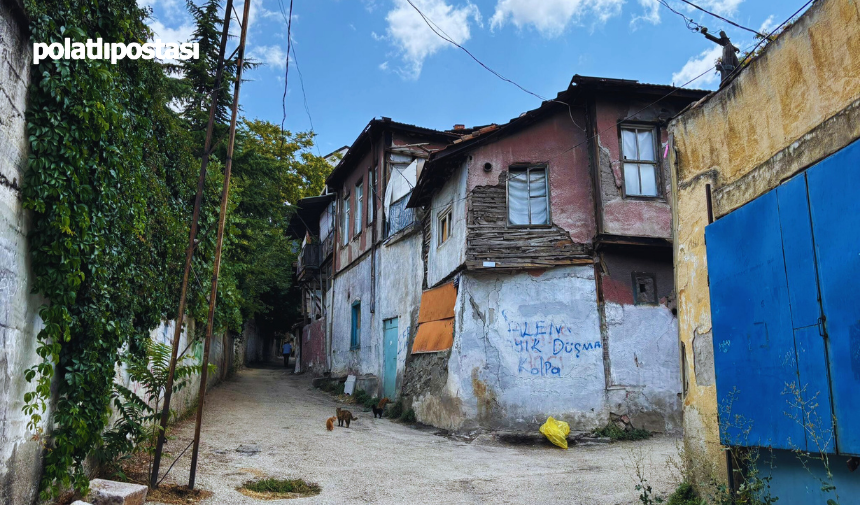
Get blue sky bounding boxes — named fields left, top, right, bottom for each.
left=141, top=0, right=806, bottom=154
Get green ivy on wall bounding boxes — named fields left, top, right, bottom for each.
left=22, top=0, right=193, bottom=497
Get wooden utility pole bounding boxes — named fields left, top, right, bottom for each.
left=150, top=0, right=234, bottom=489
left=187, top=0, right=252, bottom=489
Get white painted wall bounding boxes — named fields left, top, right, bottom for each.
left=426, top=161, right=467, bottom=287
left=605, top=303, right=682, bottom=432
left=377, top=232, right=423, bottom=396
left=415, top=266, right=608, bottom=431
left=330, top=252, right=381, bottom=377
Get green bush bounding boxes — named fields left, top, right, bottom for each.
left=400, top=408, right=416, bottom=423
left=241, top=478, right=320, bottom=495
left=353, top=389, right=370, bottom=405
left=667, top=483, right=705, bottom=505
left=593, top=422, right=651, bottom=441
left=387, top=399, right=404, bottom=419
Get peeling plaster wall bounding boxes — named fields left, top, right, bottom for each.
left=330, top=252, right=380, bottom=378
left=444, top=266, right=607, bottom=431
left=668, top=0, right=860, bottom=487
left=377, top=231, right=423, bottom=397
left=426, top=161, right=467, bottom=287
left=0, top=5, right=46, bottom=502
left=300, top=318, right=326, bottom=374
left=593, top=99, right=676, bottom=238
left=605, top=304, right=681, bottom=432
left=466, top=109, right=595, bottom=244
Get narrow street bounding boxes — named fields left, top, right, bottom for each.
left=154, top=362, right=681, bottom=505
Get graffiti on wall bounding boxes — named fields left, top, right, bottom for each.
left=502, top=311, right=601, bottom=377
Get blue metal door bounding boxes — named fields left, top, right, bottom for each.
left=806, top=140, right=860, bottom=455
left=383, top=318, right=399, bottom=398
left=707, top=138, right=860, bottom=456
left=706, top=188, right=809, bottom=450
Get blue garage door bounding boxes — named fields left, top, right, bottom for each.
left=706, top=139, right=860, bottom=455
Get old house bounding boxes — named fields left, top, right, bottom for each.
left=319, top=118, right=458, bottom=397
left=401, top=76, right=707, bottom=432
left=669, top=0, right=860, bottom=501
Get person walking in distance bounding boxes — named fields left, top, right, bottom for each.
left=283, top=340, right=292, bottom=368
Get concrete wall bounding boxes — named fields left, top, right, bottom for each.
left=330, top=252, right=378, bottom=376
left=426, top=161, right=467, bottom=287
left=377, top=230, right=423, bottom=397
left=413, top=266, right=607, bottom=431
left=300, top=318, right=327, bottom=374
left=668, top=0, right=860, bottom=486
left=0, top=3, right=46, bottom=502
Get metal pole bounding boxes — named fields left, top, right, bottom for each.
left=187, top=0, right=251, bottom=488
left=150, top=0, right=235, bottom=489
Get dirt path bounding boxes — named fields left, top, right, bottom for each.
left=153, top=362, right=681, bottom=505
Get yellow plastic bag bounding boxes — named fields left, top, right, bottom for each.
left=539, top=416, right=570, bottom=449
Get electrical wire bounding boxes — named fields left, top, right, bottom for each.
left=656, top=0, right=702, bottom=32
left=675, top=0, right=767, bottom=37
left=290, top=43, right=322, bottom=157
left=277, top=0, right=294, bottom=142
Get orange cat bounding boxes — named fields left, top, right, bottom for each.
left=373, top=398, right=390, bottom=418
left=326, top=416, right=336, bottom=431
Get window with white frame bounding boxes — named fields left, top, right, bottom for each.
left=354, top=181, right=363, bottom=236
left=437, top=206, right=452, bottom=246
left=342, top=194, right=350, bottom=245
left=507, top=165, right=549, bottom=226
left=621, top=126, right=659, bottom=197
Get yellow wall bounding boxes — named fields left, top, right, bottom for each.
left=668, top=0, right=860, bottom=488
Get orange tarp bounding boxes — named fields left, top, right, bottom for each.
left=417, top=282, right=457, bottom=323
left=412, top=319, right=455, bottom=353
left=413, top=282, right=457, bottom=353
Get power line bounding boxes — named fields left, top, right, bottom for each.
left=289, top=43, right=322, bottom=157
left=277, top=0, right=294, bottom=140
left=656, top=0, right=702, bottom=33
left=404, top=0, right=546, bottom=102
left=724, top=0, right=814, bottom=84
left=675, top=0, right=767, bottom=38
left=404, top=0, right=585, bottom=131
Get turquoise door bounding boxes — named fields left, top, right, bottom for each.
left=383, top=318, right=399, bottom=398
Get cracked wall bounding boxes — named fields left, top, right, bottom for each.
left=444, top=266, right=606, bottom=431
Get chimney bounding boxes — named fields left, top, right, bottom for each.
left=453, top=124, right=465, bottom=131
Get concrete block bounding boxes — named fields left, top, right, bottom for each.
left=87, top=479, right=148, bottom=505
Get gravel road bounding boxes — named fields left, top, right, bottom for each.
left=153, top=362, right=681, bottom=505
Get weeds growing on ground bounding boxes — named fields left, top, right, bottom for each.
left=593, top=422, right=651, bottom=441
left=387, top=399, right=404, bottom=419
left=242, top=478, right=321, bottom=494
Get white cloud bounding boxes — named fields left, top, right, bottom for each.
left=384, top=0, right=482, bottom=80
left=490, top=0, right=624, bottom=37
left=671, top=45, right=722, bottom=88
left=758, top=14, right=776, bottom=34
left=694, top=0, right=744, bottom=16
left=249, top=44, right=289, bottom=69
left=148, top=19, right=195, bottom=46
left=379, top=61, right=390, bottom=70
left=631, top=0, right=660, bottom=27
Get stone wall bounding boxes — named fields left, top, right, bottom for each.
left=0, top=2, right=46, bottom=502
left=668, top=0, right=860, bottom=485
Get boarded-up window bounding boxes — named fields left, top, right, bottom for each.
left=412, top=282, right=457, bottom=353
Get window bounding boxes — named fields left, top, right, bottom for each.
left=437, top=206, right=452, bottom=246
left=507, top=165, right=549, bottom=226
left=354, top=181, right=363, bottom=236
left=350, top=301, right=361, bottom=350
left=342, top=195, right=350, bottom=245
left=621, top=126, right=659, bottom=197
left=368, top=169, right=375, bottom=224
left=632, top=272, right=657, bottom=305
